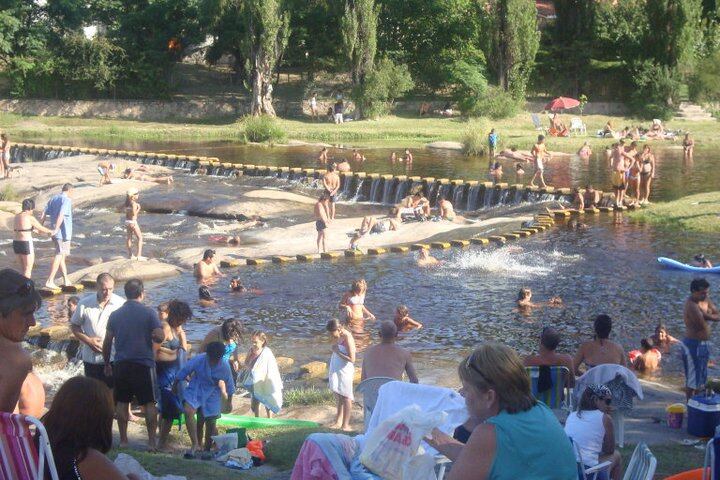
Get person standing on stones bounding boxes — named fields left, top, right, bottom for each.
left=314, top=193, right=331, bottom=253
left=322, top=163, right=340, bottom=220
left=41, top=183, right=74, bottom=289
left=103, top=278, right=164, bottom=450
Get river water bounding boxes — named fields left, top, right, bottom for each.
left=5, top=141, right=720, bottom=390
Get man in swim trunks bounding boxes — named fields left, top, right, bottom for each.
left=314, top=193, right=331, bottom=253
left=529, top=135, right=548, bottom=188
left=610, top=141, right=627, bottom=207
left=41, top=183, right=74, bottom=289
left=322, top=163, right=340, bottom=220
left=194, top=249, right=223, bottom=281
left=336, top=160, right=351, bottom=172
left=583, top=184, right=600, bottom=208
left=349, top=209, right=399, bottom=249
left=682, top=278, right=719, bottom=399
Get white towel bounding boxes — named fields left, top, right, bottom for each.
left=246, top=347, right=283, bottom=413
left=574, top=364, right=644, bottom=405
left=329, top=345, right=355, bottom=400
left=357, top=381, right=468, bottom=454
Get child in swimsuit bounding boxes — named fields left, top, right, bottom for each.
left=393, top=305, right=423, bottom=331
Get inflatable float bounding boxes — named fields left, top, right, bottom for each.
left=174, top=414, right=318, bottom=429
left=658, top=257, right=720, bottom=274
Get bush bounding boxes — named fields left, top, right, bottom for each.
left=461, top=118, right=491, bottom=156
left=448, top=60, right=488, bottom=115
left=476, top=87, right=521, bottom=119
left=0, top=184, right=17, bottom=201
left=353, top=58, right=414, bottom=119
left=240, top=115, right=286, bottom=143
left=689, top=50, right=720, bottom=102
left=629, top=61, right=682, bottom=120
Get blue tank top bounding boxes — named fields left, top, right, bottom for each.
left=223, top=341, right=237, bottom=362
left=486, top=402, right=577, bottom=480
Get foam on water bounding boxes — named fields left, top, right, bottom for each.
left=37, top=361, right=84, bottom=395
left=438, top=246, right=581, bottom=277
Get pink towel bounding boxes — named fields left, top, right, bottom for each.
left=0, top=413, right=40, bottom=480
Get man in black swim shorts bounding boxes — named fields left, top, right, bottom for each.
left=322, top=163, right=340, bottom=219
left=314, top=193, right=331, bottom=253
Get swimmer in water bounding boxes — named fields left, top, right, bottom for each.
left=651, top=323, right=679, bottom=353
left=629, top=337, right=662, bottom=373
left=393, top=305, right=423, bottom=331
left=198, top=285, right=216, bottom=306
left=229, top=276, right=262, bottom=294
left=338, top=279, right=376, bottom=333
left=417, top=248, right=439, bottom=267
left=516, top=287, right=562, bottom=309
left=194, top=249, right=224, bottom=281
left=691, top=254, right=713, bottom=268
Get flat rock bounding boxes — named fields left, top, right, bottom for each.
left=300, top=361, right=328, bottom=379
left=426, top=141, right=464, bottom=151
left=68, top=258, right=183, bottom=284
left=277, top=356, right=295, bottom=372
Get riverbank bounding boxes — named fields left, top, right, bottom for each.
left=629, top=191, right=720, bottom=233
left=2, top=111, right=719, bottom=152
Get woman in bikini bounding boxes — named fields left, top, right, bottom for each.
left=626, top=152, right=642, bottom=205
left=339, top=279, right=376, bottom=334
left=13, top=198, right=54, bottom=278
left=124, top=188, right=143, bottom=260
left=638, top=145, right=655, bottom=205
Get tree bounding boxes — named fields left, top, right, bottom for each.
left=478, top=0, right=540, bottom=99
left=202, top=0, right=250, bottom=85
left=342, top=0, right=378, bottom=95
left=245, top=0, right=290, bottom=116
left=547, top=0, right=595, bottom=96
left=284, top=0, right=346, bottom=77
left=645, top=0, right=703, bottom=77
left=352, top=58, right=414, bottom=118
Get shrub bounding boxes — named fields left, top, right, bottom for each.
left=689, top=50, right=720, bottom=102
left=448, top=60, right=488, bottom=115
left=629, top=61, right=682, bottom=120
left=352, top=58, right=414, bottom=119
left=476, top=87, right=521, bottom=119
left=461, top=117, right=491, bottom=156
left=240, top=115, right=286, bottom=143
left=0, top=184, right=17, bottom=201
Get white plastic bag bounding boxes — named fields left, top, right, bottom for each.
left=211, top=433, right=238, bottom=454
left=402, top=453, right=437, bottom=480
left=114, top=453, right=186, bottom=480
left=360, top=404, right=446, bottom=480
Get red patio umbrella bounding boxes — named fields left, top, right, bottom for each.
left=544, top=96, right=580, bottom=111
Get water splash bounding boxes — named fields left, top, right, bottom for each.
left=37, top=361, right=84, bottom=396
left=439, top=247, right=573, bottom=277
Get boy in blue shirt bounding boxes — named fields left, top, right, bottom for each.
left=488, top=129, right=498, bottom=162
left=176, top=341, right=235, bottom=459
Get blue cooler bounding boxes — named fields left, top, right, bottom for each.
left=687, top=394, right=720, bottom=437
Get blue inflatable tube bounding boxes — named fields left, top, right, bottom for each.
left=657, top=257, right=720, bottom=274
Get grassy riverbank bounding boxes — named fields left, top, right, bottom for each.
left=1, top=111, right=718, bottom=152
left=629, top=191, right=720, bottom=233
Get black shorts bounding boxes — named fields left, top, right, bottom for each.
left=324, top=190, right=337, bottom=203
left=113, top=361, right=157, bottom=405
left=84, top=362, right=114, bottom=389
left=12, top=240, right=32, bottom=255
left=316, top=219, right=327, bottom=231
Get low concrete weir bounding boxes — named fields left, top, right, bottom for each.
left=11, top=143, right=639, bottom=213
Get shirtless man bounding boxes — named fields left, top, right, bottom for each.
left=349, top=212, right=399, bottom=249
left=682, top=278, right=719, bottom=399
left=404, top=149, right=413, bottom=164
left=610, top=141, right=627, bottom=207
left=123, top=168, right=174, bottom=184
left=0, top=269, right=41, bottom=413
left=692, top=254, right=713, bottom=268
left=523, top=327, right=574, bottom=387
left=15, top=372, right=45, bottom=417
left=336, top=160, right=351, bottom=172
left=194, top=249, right=223, bottom=280
left=529, top=135, right=548, bottom=188
left=314, top=193, right=331, bottom=253
left=97, top=161, right=115, bottom=186
left=361, top=322, right=418, bottom=383
left=318, top=147, right=329, bottom=165
left=351, top=149, right=365, bottom=162
left=437, top=196, right=456, bottom=221
left=322, top=163, right=341, bottom=220
left=583, top=184, right=600, bottom=208
left=411, top=192, right=431, bottom=217
left=417, top=248, right=439, bottom=267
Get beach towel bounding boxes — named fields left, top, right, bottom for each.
left=242, top=347, right=283, bottom=414
left=291, top=433, right=380, bottom=480
left=360, top=381, right=467, bottom=455
left=329, top=345, right=355, bottom=400
left=574, top=364, right=643, bottom=407
left=114, top=453, right=185, bottom=480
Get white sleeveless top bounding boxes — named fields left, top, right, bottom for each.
left=564, top=409, right=605, bottom=466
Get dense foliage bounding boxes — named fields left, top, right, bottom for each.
left=0, top=0, right=718, bottom=116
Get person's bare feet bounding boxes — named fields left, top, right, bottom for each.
left=45, top=281, right=59, bottom=290
left=327, top=421, right=342, bottom=429
left=129, top=412, right=141, bottom=423
left=341, top=426, right=354, bottom=432
left=119, top=441, right=129, bottom=449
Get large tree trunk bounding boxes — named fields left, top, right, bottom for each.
left=250, top=54, right=277, bottom=117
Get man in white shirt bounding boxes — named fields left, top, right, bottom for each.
left=70, top=272, right=125, bottom=387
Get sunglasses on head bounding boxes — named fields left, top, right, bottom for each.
left=466, top=355, right=493, bottom=385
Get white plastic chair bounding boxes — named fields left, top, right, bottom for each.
left=702, top=435, right=719, bottom=480
left=0, top=412, right=59, bottom=480
left=621, top=443, right=656, bottom=480
left=570, top=117, right=587, bottom=135
left=355, top=376, right=396, bottom=430
left=531, top=114, right=546, bottom=133
left=571, top=438, right=613, bottom=480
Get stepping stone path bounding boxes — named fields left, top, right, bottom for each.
left=674, top=102, right=716, bottom=121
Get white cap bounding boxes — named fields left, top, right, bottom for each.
left=127, top=187, right=139, bottom=196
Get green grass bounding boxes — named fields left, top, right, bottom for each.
left=283, top=386, right=336, bottom=407
left=0, top=183, right=18, bottom=201
left=620, top=443, right=705, bottom=478
left=629, top=191, right=720, bottom=233
left=3, top=110, right=719, bottom=152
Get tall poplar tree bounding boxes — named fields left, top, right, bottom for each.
left=342, top=0, right=378, bottom=117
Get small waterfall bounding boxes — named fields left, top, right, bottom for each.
left=339, top=176, right=354, bottom=200
left=222, top=168, right=234, bottom=177
left=279, top=170, right=290, bottom=180
left=381, top=178, right=396, bottom=204
left=452, top=185, right=465, bottom=209
left=483, top=187, right=496, bottom=208
left=394, top=180, right=410, bottom=204
left=540, top=193, right=555, bottom=202
left=526, top=191, right=540, bottom=203
left=209, top=166, right=221, bottom=176
left=467, top=185, right=482, bottom=211
left=368, top=178, right=382, bottom=203
left=498, top=189, right=510, bottom=205
left=513, top=188, right=526, bottom=204
left=353, top=179, right=365, bottom=201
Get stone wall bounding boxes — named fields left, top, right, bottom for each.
left=525, top=101, right=629, bottom=116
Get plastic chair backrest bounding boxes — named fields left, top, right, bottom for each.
left=355, top=377, right=397, bottom=430
left=531, top=114, right=543, bottom=128
left=0, top=413, right=59, bottom=480
left=702, top=435, right=720, bottom=480
left=621, top=443, right=656, bottom=480
left=571, top=117, right=584, bottom=129
left=526, top=366, right=570, bottom=409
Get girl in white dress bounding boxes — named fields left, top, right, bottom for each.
left=326, top=318, right=356, bottom=431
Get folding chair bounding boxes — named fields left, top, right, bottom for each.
left=0, top=412, right=59, bottom=480
left=702, top=433, right=720, bottom=480
left=570, top=117, right=587, bottom=135
left=526, top=366, right=573, bottom=411
left=570, top=437, right=612, bottom=480
left=622, top=443, right=656, bottom=480
left=531, top=114, right=547, bottom=133
left=355, top=376, right=396, bottom=431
